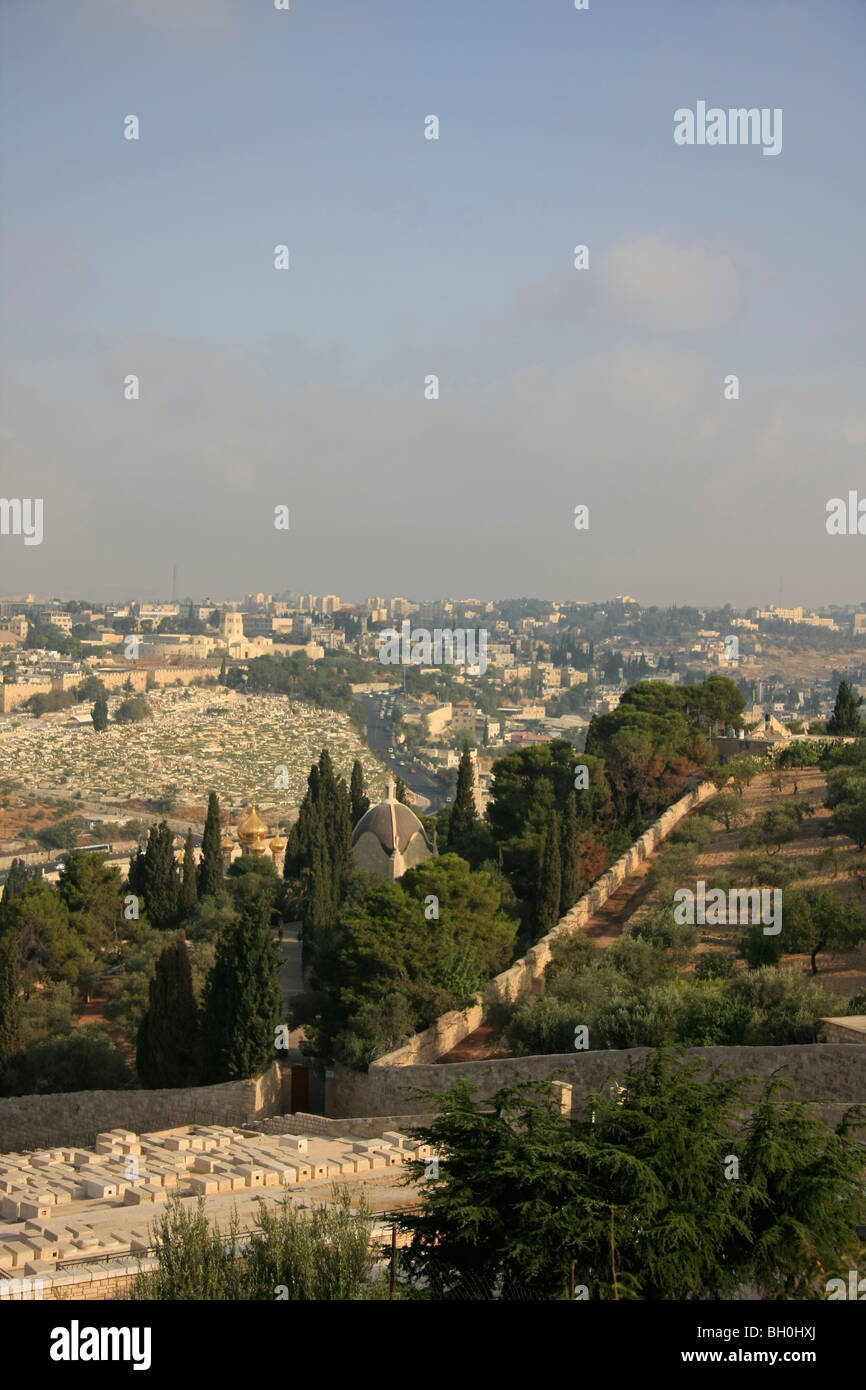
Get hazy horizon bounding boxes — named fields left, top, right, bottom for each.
left=2, top=0, right=864, bottom=606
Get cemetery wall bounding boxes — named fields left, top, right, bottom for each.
left=364, top=1044, right=866, bottom=1118
left=0, top=1064, right=288, bottom=1154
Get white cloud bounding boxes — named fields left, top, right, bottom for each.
left=598, top=236, right=741, bottom=328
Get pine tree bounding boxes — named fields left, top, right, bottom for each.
left=136, top=931, right=200, bottom=1087
left=448, top=743, right=477, bottom=847
left=0, top=932, right=22, bottom=1078
left=534, top=813, right=562, bottom=933
left=559, top=791, right=581, bottom=916
left=143, top=821, right=180, bottom=930
left=350, top=759, right=370, bottom=825
left=92, top=693, right=109, bottom=732
left=394, top=776, right=408, bottom=805
left=201, top=888, right=281, bottom=1083
left=827, top=680, right=863, bottom=736
left=180, top=830, right=198, bottom=918
left=198, top=791, right=223, bottom=898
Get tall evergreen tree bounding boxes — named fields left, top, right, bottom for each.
left=1, top=859, right=31, bottom=926
left=534, top=813, right=562, bottom=933
left=92, top=693, right=109, bottom=732
left=218, top=656, right=227, bottom=684
left=827, top=680, right=863, bottom=736
left=136, top=931, right=200, bottom=1087
left=350, top=759, right=370, bottom=825
left=180, top=830, right=198, bottom=917
left=198, top=791, right=223, bottom=898
left=201, top=887, right=281, bottom=1083
left=143, top=821, right=180, bottom=930
left=394, top=776, right=408, bottom=805
left=448, top=743, right=477, bottom=847
left=559, top=791, right=581, bottom=917
left=0, top=932, right=22, bottom=1079
left=127, top=842, right=148, bottom=899
left=285, top=750, right=353, bottom=948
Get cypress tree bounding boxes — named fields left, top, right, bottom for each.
left=143, top=821, right=180, bottom=930
left=827, top=680, right=863, bottom=736
left=448, top=743, right=477, bottom=847
left=127, top=843, right=148, bottom=898
left=283, top=818, right=302, bottom=881
left=559, top=791, right=581, bottom=917
left=288, top=752, right=353, bottom=931
left=201, top=887, right=281, bottom=1083
left=394, top=776, right=408, bottom=805
left=1, top=859, right=31, bottom=925
left=535, top=813, right=562, bottom=933
left=350, top=759, right=370, bottom=825
left=218, top=656, right=227, bottom=684
left=136, top=931, right=200, bottom=1087
left=333, top=778, right=353, bottom=905
left=198, top=791, right=223, bottom=898
left=92, top=693, right=109, bottom=732
left=0, top=932, right=22, bottom=1079
left=317, top=747, right=335, bottom=794
left=180, top=829, right=198, bottom=917
left=307, top=844, right=332, bottom=933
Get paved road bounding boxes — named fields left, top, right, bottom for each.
left=357, top=694, right=448, bottom=812
left=275, top=921, right=304, bottom=1020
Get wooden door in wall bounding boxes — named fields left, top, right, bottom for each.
left=290, top=1065, right=309, bottom=1113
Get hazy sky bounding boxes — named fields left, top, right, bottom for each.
left=1, top=0, right=864, bottom=607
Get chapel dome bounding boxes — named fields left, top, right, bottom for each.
left=351, top=780, right=436, bottom=879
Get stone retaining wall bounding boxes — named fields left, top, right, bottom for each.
left=365, top=1044, right=866, bottom=1118
left=248, top=1110, right=436, bottom=1140
left=359, top=779, right=718, bottom=1083
left=0, top=1064, right=288, bottom=1154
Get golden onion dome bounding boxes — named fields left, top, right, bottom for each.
left=237, top=802, right=267, bottom=843
left=269, top=827, right=287, bottom=854
left=237, top=798, right=269, bottom=855
left=220, top=830, right=235, bottom=854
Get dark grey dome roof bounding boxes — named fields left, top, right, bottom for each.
left=352, top=798, right=433, bottom=855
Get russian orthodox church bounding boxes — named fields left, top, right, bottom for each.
left=220, top=797, right=286, bottom=867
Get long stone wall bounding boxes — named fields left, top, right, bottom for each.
left=364, top=1045, right=866, bottom=1119
left=0, top=1064, right=288, bottom=1154
left=364, top=778, right=718, bottom=1077
left=249, top=1110, right=436, bottom=1140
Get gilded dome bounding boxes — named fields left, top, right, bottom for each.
left=237, top=800, right=268, bottom=852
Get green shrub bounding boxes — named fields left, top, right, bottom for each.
left=693, top=951, right=736, bottom=980
left=130, top=1187, right=377, bottom=1301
